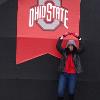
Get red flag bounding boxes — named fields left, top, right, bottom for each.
left=16, top=0, right=80, bottom=64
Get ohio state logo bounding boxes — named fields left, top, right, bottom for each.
left=29, top=0, right=68, bottom=30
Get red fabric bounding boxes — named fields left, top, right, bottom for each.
left=64, top=54, right=76, bottom=74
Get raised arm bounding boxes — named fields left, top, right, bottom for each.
left=71, top=32, right=86, bottom=54
left=56, top=36, right=64, bottom=55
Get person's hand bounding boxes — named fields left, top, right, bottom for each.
left=60, top=33, right=68, bottom=40
left=60, top=35, right=64, bottom=40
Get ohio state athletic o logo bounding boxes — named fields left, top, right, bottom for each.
left=29, top=0, right=68, bottom=30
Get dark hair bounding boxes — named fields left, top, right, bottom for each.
left=65, top=45, right=77, bottom=54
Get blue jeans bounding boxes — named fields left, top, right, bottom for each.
left=58, top=72, right=77, bottom=97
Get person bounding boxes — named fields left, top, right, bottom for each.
left=56, top=32, right=85, bottom=100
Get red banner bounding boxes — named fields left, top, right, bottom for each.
left=16, top=0, right=80, bottom=64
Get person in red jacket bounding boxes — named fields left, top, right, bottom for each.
left=56, top=32, right=84, bottom=100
